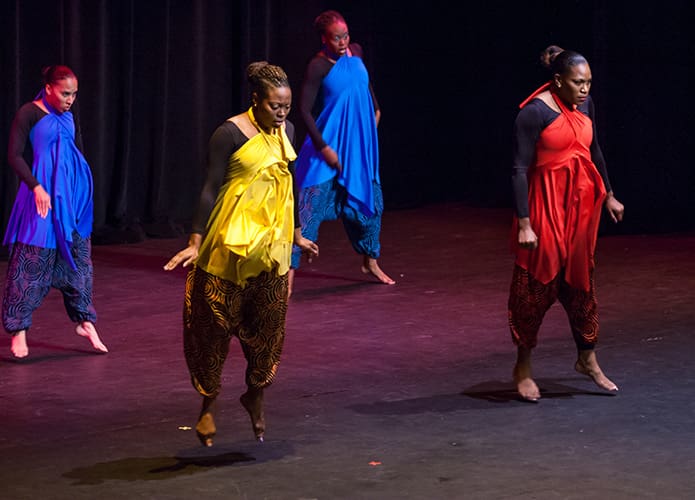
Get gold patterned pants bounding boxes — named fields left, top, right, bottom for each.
left=183, top=266, right=288, bottom=397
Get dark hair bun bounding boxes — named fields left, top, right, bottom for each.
left=539, top=45, right=564, bottom=69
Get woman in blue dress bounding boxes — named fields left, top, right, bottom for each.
left=3, top=65, right=107, bottom=358
left=289, top=10, right=395, bottom=294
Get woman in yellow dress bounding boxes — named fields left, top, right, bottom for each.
left=165, top=62, right=318, bottom=446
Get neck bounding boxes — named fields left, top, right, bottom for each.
left=323, top=48, right=341, bottom=61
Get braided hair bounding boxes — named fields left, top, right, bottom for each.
left=247, top=61, right=289, bottom=100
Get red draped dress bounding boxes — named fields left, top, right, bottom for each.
left=511, top=84, right=607, bottom=292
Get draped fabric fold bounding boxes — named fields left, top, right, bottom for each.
left=294, top=55, right=379, bottom=217
left=195, top=108, right=296, bottom=286
left=512, top=84, right=606, bottom=291
left=3, top=98, right=94, bottom=270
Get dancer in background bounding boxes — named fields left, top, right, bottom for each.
left=289, top=9, right=395, bottom=294
left=508, top=45, right=624, bottom=401
left=3, top=65, right=108, bottom=359
left=165, top=62, right=318, bottom=446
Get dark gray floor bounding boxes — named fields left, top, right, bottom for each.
left=1, top=203, right=694, bottom=499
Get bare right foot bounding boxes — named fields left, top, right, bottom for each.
left=513, top=364, right=540, bottom=401
left=513, top=346, right=540, bottom=401
left=11, top=330, right=29, bottom=358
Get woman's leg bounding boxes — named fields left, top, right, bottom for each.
left=508, top=265, right=559, bottom=400
left=52, top=234, right=106, bottom=352
left=341, top=182, right=395, bottom=284
left=557, top=274, right=618, bottom=391
left=237, top=271, right=289, bottom=442
left=2, top=243, right=55, bottom=358
left=183, top=267, right=236, bottom=446
left=290, top=180, right=337, bottom=270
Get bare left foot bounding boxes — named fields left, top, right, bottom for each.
left=575, top=350, right=618, bottom=392
left=196, top=412, right=216, bottom=447
left=361, top=257, right=396, bottom=285
left=240, top=388, right=265, bottom=442
left=76, top=322, right=109, bottom=353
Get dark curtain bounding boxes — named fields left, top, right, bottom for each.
left=0, top=0, right=295, bottom=246
left=2, top=0, right=694, bottom=259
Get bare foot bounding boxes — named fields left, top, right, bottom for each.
left=513, top=346, right=540, bottom=401
left=361, top=257, right=396, bottom=285
left=75, top=321, right=109, bottom=353
left=196, top=412, right=216, bottom=447
left=513, top=364, right=540, bottom=401
left=240, top=388, right=265, bottom=442
left=195, top=396, right=216, bottom=447
left=11, top=330, right=29, bottom=358
left=575, top=350, right=618, bottom=392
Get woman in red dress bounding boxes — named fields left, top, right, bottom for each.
left=508, top=45, right=625, bottom=401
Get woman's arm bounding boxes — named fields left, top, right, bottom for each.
left=299, top=55, right=331, bottom=150
left=164, top=122, right=237, bottom=271
left=7, top=104, right=41, bottom=189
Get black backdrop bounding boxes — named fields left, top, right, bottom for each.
left=1, top=0, right=693, bottom=249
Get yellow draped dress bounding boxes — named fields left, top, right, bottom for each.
left=195, top=108, right=297, bottom=286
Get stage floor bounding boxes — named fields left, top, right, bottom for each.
left=1, top=202, right=694, bottom=499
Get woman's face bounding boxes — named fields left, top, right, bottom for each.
left=45, top=76, right=78, bottom=113
left=254, top=86, right=292, bottom=132
left=322, top=21, right=350, bottom=57
left=555, top=62, right=592, bottom=108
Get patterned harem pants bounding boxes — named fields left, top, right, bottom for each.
left=2, top=234, right=97, bottom=333
left=508, top=265, right=598, bottom=351
left=291, top=178, right=384, bottom=269
left=183, top=266, right=288, bottom=398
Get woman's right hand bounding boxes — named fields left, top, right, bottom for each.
left=320, top=145, right=342, bottom=172
left=163, top=234, right=202, bottom=271
left=33, top=185, right=52, bottom=218
left=517, top=218, right=538, bottom=250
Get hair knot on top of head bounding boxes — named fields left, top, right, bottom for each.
left=539, top=45, right=564, bottom=69
left=539, top=45, right=587, bottom=76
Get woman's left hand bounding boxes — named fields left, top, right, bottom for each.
left=295, top=236, right=319, bottom=257
left=294, top=229, right=319, bottom=263
left=605, top=193, right=625, bottom=223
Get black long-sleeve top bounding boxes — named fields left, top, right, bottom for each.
left=190, top=119, right=299, bottom=234
left=299, top=42, right=380, bottom=150
left=511, top=96, right=612, bottom=218
left=7, top=102, right=85, bottom=189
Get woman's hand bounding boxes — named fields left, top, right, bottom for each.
left=163, top=234, right=202, bottom=271
left=605, top=193, right=625, bottom=223
left=320, top=145, right=342, bottom=172
left=33, top=185, right=52, bottom=218
left=294, top=228, right=319, bottom=263
left=518, top=217, right=538, bottom=250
